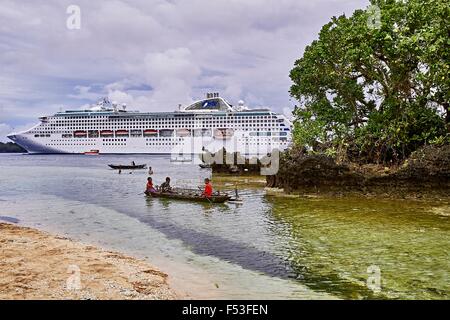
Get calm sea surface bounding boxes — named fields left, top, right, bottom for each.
left=0, top=153, right=448, bottom=299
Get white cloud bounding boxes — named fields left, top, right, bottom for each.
left=0, top=122, right=38, bottom=142
left=0, top=0, right=370, bottom=140
left=0, top=124, right=12, bottom=142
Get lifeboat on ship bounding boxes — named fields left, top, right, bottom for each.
left=193, top=129, right=212, bottom=137
left=73, top=130, right=87, bottom=138
left=100, top=130, right=114, bottom=137
left=213, top=128, right=234, bottom=140
left=143, top=129, right=158, bottom=137
left=159, top=129, right=174, bottom=137
left=176, top=129, right=191, bottom=137
left=88, top=130, right=99, bottom=138
left=115, top=130, right=129, bottom=137
left=130, top=129, right=143, bottom=137
left=84, top=149, right=100, bottom=155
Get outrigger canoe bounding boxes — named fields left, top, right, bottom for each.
left=146, top=190, right=231, bottom=203
left=108, top=164, right=147, bottom=170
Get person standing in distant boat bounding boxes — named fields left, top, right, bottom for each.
left=202, top=178, right=213, bottom=198
left=148, top=166, right=153, bottom=175
left=160, top=177, right=172, bottom=192
left=131, top=161, right=135, bottom=166
left=145, top=177, right=156, bottom=194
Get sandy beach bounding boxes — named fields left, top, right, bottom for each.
left=0, top=223, right=177, bottom=300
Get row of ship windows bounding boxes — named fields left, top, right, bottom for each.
left=33, top=127, right=285, bottom=135
left=47, top=143, right=96, bottom=146
left=43, top=116, right=282, bottom=123
left=46, top=121, right=279, bottom=126
left=50, top=117, right=278, bottom=121
left=48, top=137, right=286, bottom=142
left=48, top=139, right=97, bottom=142
left=38, top=125, right=280, bottom=131
left=48, top=134, right=288, bottom=142
left=34, top=125, right=280, bottom=131
left=52, top=115, right=278, bottom=120
left=46, top=141, right=289, bottom=147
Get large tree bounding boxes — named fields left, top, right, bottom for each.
left=290, top=0, right=449, bottom=163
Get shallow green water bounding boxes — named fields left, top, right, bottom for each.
left=269, top=196, right=450, bottom=299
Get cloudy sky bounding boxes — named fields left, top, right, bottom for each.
left=0, top=0, right=369, bottom=141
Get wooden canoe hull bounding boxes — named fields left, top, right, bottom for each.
left=108, top=164, right=147, bottom=170
left=147, top=191, right=231, bottom=203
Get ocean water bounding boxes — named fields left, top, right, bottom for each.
left=0, top=153, right=448, bottom=299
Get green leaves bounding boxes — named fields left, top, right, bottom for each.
left=290, top=0, right=449, bottom=163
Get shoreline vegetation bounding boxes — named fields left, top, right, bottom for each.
left=0, top=142, right=26, bottom=153
left=0, top=223, right=177, bottom=300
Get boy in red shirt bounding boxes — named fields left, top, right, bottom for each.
left=202, top=178, right=213, bottom=197
left=145, top=177, right=156, bottom=194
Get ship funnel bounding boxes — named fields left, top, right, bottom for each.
left=111, top=101, right=116, bottom=111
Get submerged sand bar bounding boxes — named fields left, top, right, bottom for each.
left=0, top=223, right=177, bottom=299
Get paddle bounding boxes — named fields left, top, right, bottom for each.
left=227, top=184, right=243, bottom=202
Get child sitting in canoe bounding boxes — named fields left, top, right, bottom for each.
left=202, top=178, right=213, bottom=198
left=160, top=177, right=172, bottom=192
left=145, top=177, right=156, bottom=194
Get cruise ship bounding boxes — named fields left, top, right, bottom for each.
left=7, top=93, right=292, bottom=155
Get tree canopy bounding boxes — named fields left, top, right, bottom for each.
left=290, top=0, right=449, bottom=163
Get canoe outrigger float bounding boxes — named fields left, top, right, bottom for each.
left=145, top=187, right=234, bottom=203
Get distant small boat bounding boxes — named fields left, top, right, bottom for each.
left=108, top=164, right=147, bottom=170
left=84, top=149, right=100, bottom=155
left=229, top=166, right=240, bottom=173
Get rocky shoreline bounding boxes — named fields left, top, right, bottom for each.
left=0, top=223, right=177, bottom=300
left=205, top=145, right=450, bottom=199
left=266, top=145, right=450, bottom=199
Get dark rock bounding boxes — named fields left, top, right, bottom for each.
left=266, top=145, right=450, bottom=195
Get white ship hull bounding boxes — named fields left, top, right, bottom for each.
left=8, top=95, right=292, bottom=156
left=9, top=131, right=290, bottom=155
